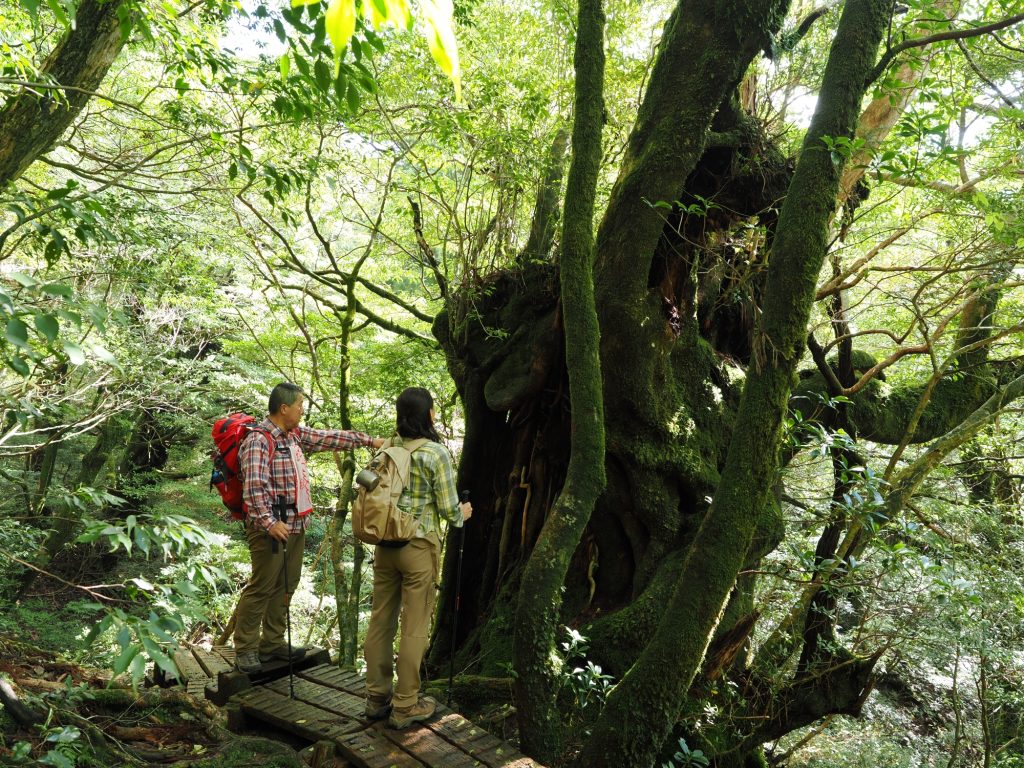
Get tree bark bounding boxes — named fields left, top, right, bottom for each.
left=0, top=0, right=129, bottom=187
left=512, top=0, right=606, bottom=759
left=574, top=0, right=890, bottom=764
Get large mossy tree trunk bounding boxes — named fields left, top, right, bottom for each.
left=574, top=1, right=890, bottom=764
left=429, top=0, right=1016, bottom=765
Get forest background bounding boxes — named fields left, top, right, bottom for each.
left=0, top=0, right=1023, bottom=765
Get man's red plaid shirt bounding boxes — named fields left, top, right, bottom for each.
left=240, top=418, right=374, bottom=534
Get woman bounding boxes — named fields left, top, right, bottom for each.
left=363, top=387, right=473, bottom=729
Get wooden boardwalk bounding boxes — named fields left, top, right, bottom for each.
left=167, top=643, right=237, bottom=698
left=229, top=663, right=544, bottom=768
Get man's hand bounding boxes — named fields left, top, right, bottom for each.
left=371, top=437, right=386, bottom=450
left=267, top=520, right=290, bottom=542
left=459, top=501, right=473, bottom=522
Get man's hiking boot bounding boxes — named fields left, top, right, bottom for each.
left=235, top=651, right=262, bottom=674
left=365, top=693, right=392, bottom=720
left=388, top=695, right=436, bottom=729
left=259, top=645, right=307, bottom=663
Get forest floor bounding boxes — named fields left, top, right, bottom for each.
left=0, top=631, right=312, bottom=767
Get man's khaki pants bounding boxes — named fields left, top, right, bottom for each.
left=233, top=522, right=305, bottom=654
left=364, top=534, right=440, bottom=708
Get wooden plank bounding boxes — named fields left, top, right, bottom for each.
left=213, top=645, right=236, bottom=665
left=193, top=646, right=234, bottom=677
left=262, top=676, right=367, bottom=729
left=185, top=679, right=211, bottom=698
left=424, top=711, right=539, bottom=768
left=382, top=722, right=484, bottom=768
left=468, top=745, right=540, bottom=768
left=236, top=687, right=362, bottom=746
left=171, top=648, right=206, bottom=683
left=298, top=664, right=366, bottom=696
left=334, top=728, right=425, bottom=768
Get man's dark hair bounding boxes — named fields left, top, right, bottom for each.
left=269, top=382, right=304, bottom=415
left=396, top=387, right=441, bottom=442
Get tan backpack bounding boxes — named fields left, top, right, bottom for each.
left=351, top=438, right=429, bottom=545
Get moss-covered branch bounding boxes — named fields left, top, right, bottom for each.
left=512, top=0, right=606, bottom=760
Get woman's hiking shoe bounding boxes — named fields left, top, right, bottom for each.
left=259, top=645, right=307, bottom=663
left=388, top=696, right=436, bottom=729
left=365, top=693, right=392, bottom=720
left=235, top=651, right=263, bottom=674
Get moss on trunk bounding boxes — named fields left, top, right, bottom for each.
left=574, top=0, right=890, bottom=764
left=512, top=0, right=607, bottom=757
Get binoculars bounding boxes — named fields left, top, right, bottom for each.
left=355, top=468, right=380, bottom=491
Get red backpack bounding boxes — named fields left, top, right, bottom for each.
left=210, top=413, right=273, bottom=519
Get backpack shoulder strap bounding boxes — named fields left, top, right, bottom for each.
left=243, top=425, right=275, bottom=461
left=379, top=438, right=427, bottom=485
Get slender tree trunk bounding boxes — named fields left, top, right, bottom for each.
left=511, top=0, right=606, bottom=759
left=15, top=418, right=124, bottom=600
left=575, top=1, right=890, bottom=764
left=331, top=279, right=360, bottom=666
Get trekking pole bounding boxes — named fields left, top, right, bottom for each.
left=270, top=497, right=295, bottom=699
left=283, top=536, right=294, bottom=700
left=279, top=497, right=295, bottom=700
left=447, top=490, right=469, bottom=707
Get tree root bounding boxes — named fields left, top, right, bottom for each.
left=0, top=675, right=44, bottom=727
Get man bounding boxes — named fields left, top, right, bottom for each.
left=233, top=382, right=384, bottom=673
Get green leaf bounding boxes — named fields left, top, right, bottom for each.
left=9, top=272, right=38, bottom=288
left=420, top=0, right=461, bottom=101
left=5, top=317, right=29, bottom=348
left=325, top=0, right=356, bottom=74
left=333, top=69, right=348, bottom=100
left=34, top=312, right=59, bottom=343
left=273, top=18, right=287, bottom=41
left=44, top=227, right=67, bottom=262
left=46, top=729, right=79, bottom=745
left=90, top=344, right=116, bottom=365
left=85, top=616, right=109, bottom=645
left=346, top=79, right=361, bottom=113
left=141, top=637, right=177, bottom=677
left=39, top=752, right=74, bottom=768
left=12, top=742, right=31, bottom=759
left=278, top=53, right=291, bottom=78
left=113, top=643, right=141, bottom=676
left=40, top=282, right=74, bottom=298
left=9, top=355, right=29, bottom=376
left=129, top=652, right=147, bottom=684
left=62, top=340, right=85, bottom=365
left=314, top=58, right=331, bottom=91
left=44, top=0, right=69, bottom=26
left=131, top=577, right=155, bottom=591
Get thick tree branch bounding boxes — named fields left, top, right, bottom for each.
left=867, top=13, right=1024, bottom=85
left=0, top=0, right=130, bottom=187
